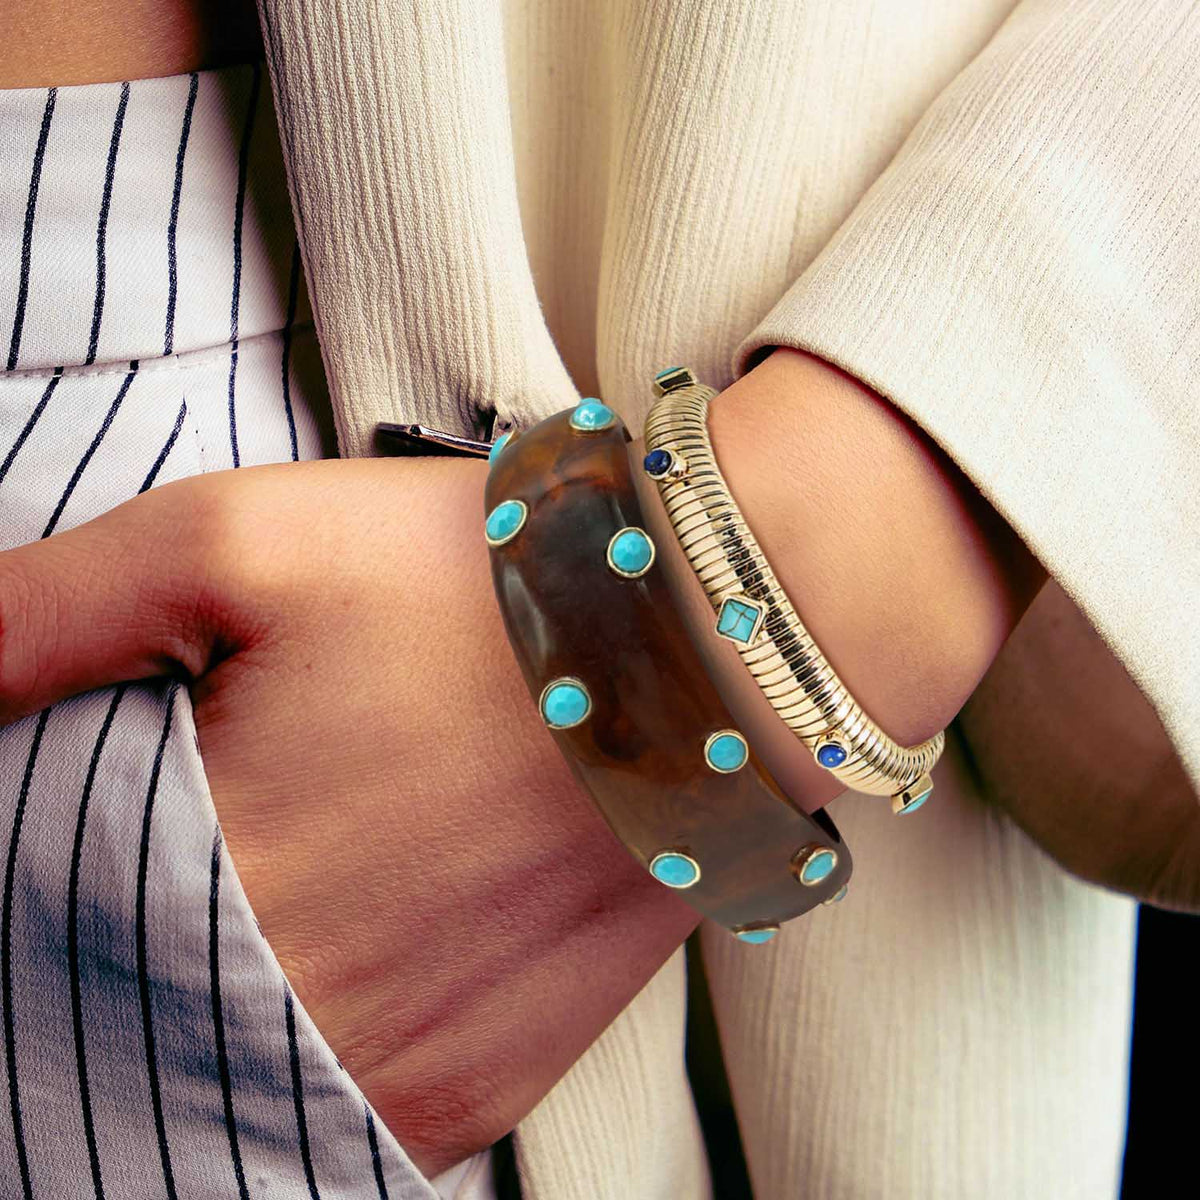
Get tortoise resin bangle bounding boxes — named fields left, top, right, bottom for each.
left=483, top=399, right=852, bottom=941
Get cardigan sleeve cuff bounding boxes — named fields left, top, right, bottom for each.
left=731, top=0, right=1200, bottom=799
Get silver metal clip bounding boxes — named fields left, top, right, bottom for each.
left=376, top=422, right=494, bottom=459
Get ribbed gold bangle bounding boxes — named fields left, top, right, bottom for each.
left=642, top=367, right=943, bottom=813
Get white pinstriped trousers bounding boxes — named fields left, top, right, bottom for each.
left=0, top=64, right=494, bottom=1200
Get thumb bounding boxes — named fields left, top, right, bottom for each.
left=0, top=475, right=244, bottom=726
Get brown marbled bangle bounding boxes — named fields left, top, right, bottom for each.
left=483, top=400, right=852, bottom=942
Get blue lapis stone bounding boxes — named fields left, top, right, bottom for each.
left=488, top=432, right=512, bottom=466
left=608, top=527, right=655, bottom=577
left=898, top=787, right=932, bottom=815
left=715, top=595, right=763, bottom=644
left=735, top=926, right=779, bottom=945
left=649, top=851, right=700, bottom=888
left=540, top=679, right=591, bottom=729
left=643, top=448, right=673, bottom=478
left=798, top=848, right=837, bottom=886
left=484, top=499, right=526, bottom=545
left=570, top=400, right=615, bottom=431
left=705, top=732, right=748, bottom=773
left=816, top=742, right=848, bottom=769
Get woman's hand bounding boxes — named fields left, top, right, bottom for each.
left=0, top=454, right=699, bottom=1177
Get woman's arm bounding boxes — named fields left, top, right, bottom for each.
left=634, top=347, right=1048, bottom=810
left=0, top=348, right=1052, bottom=1173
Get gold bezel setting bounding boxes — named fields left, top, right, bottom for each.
left=606, top=526, right=657, bottom=579
left=538, top=676, right=593, bottom=730
left=733, top=923, right=780, bottom=944
left=648, top=850, right=702, bottom=889
left=891, top=773, right=934, bottom=815
left=790, top=844, right=839, bottom=888
left=714, top=592, right=768, bottom=646
left=812, top=734, right=850, bottom=772
left=703, top=729, right=749, bottom=773
left=484, top=498, right=529, bottom=547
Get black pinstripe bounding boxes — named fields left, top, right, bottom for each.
left=68, top=686, right=129, bottom=1200
left=282, top=240, right=303, bottom=461
left=227, top=63, right=263, bottom=468
left=84, top=82, right=131, bottom=368
left=164, top=74, right=200, bottom=358
left=42, top=362, right=138, bottom=539
left=139, top=399, right=187, bottom=494
left=0, top=367, right=63, bottom=487
left=209, top=827, right=250, bottom=1200
left=136, top=689, right=179, bottom=1200
left=2, top=706, right=52, bottom=1200
left=6, top=88, right=56, bottom=373
left=365, top=1104, right=390, bottom=1200
left=285, top=986, right=321, bottom=1199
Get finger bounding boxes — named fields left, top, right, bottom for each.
left=0, top=475, right=243, bottom=726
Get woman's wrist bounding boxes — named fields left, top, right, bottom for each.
left=221, top=458, right=701, bottom=1176
left=633, top=348, right=1047, bottom=809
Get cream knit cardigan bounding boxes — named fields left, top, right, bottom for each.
left=256, top=1, right=1200, bottom=1196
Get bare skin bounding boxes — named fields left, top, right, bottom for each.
left=2, top=0, right=260, bottom=89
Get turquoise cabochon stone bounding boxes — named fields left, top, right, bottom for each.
left=570, top=399, right=615, bottom=431
left=649, top=852, right=699, bottom=888
left=735, top=927, right=778, bottom=944
left=609, top=528, right=654, bottom=575
left=541, top=680, right=591, bottom=728
left=800, top=849, right=837, bottom=885
left=485, top=499, right=526, bottom=544
left=706, top=732, right=748, bottom=772
left=488, top=431, right=512, bottom=466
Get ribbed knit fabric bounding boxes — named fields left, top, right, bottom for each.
left=253, top=0, right=1198, bottom=1195
left=735, top=0, right=1200, bottom=818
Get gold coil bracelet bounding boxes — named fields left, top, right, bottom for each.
left=642, top=367, right=943, bottom=815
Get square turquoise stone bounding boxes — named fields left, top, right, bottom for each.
left=652, top=366, right=696, bottom=394
left=898, top=786, right=932, bottom=815
left=715, top=596, right=763, bottom=644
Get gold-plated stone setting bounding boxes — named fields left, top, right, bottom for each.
left=733, top=923, right=780, bottom=944
left=790, top=844, right=839, bottom=888
left=649, top=850, right=702, bottom=889
left=891, top=772, right=934, bottom=815
left=538, top=676, right=593, bottom=730
left=703, top=729, right=749, bottom=773
left=484, top=498, right=528, bottom=547
left=714, top=593, right=768, bottom=646
left=651, top=366, right=698, bottom=396
left=606, top=526, right=657, bottom=579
